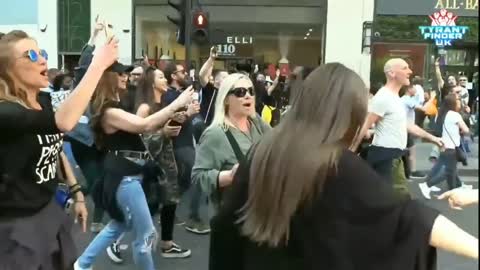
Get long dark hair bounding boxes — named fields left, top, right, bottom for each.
left=238, top=63, right=368, bottom=247
left=134, top=66, right=157, bottom=113
left=90, top=71, right=121, bottom=149
left=434, top=93, right=459, bottom=136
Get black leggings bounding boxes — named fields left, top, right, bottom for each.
left=160, top=204, right=177, bottom=241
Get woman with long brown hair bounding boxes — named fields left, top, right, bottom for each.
left=418, top=93, right=470, bottom=199
left=74, top=65, right=193, bottom=270
left=0, top=30, right=118, bottom=270
left=135, top=66, right=192, bottom=258
left=210, top=63, right=478, bottom=270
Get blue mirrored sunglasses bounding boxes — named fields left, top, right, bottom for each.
left=22, top=49, right=48, bottom=62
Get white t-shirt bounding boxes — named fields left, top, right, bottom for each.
left=401, top=95, right=420, bottom=125
left=442, top=111, right=462, bottom=149
left=369, top=87, right=408, bottom=149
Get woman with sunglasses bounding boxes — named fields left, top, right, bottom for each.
left=192, top=73, right=271, bottom=215
left=0, top=30, right=118, bottom=270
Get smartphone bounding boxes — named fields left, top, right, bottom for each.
left=104, top=22, right=113, bottom=41
left=168, top=120, right=182, bottom=127
left=192, top=92, right=199, bottom=103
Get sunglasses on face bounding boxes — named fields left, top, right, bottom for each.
left=228, top=87, right=254, bottom=98
left=19, top=49, right=48, bottom=62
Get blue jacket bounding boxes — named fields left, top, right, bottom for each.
left=65, top=44, right=95, bottom=146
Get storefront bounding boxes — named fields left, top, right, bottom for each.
left=371, top=0, right=479, bottom=88
left=88, top=0, right=375, bottom=83
left=133, top=0, right=326, bottom=74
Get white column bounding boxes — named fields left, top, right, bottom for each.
left=91, top=0, right=133, bottom=64
left=325, top=0, right=374, bottom=88
left=37, top=0, right=59, bottom=69
left=135, top=16, right=143, bottom=59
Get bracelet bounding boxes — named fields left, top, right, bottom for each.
left=69, top=183, right=81, bottom=191
left=70, top=188, right=82, bottom=196
left=70, top=185, right=82, bottom=194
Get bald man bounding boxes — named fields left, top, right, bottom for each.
left=355, top=58, right=442, bottom=193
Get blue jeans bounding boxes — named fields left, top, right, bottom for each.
left=77, top=176, right=157, bottom=270
left=426, top=149, right=461, bottom=190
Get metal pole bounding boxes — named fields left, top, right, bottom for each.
left=185, top=0, right=193, bottom=70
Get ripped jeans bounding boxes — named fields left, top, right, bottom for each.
left=77, top=175, right=157, bottom=270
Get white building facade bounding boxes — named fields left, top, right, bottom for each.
left=1, top=0, right=59, bottom=68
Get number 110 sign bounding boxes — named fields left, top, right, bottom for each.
left=216, top=44, right=236, bottom=56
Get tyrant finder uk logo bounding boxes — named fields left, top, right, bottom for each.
left=418, top=9, right=469, bottom=47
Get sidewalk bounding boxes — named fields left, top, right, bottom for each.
left=415, top=139, right=478, bottom=177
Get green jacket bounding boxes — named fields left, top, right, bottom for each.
left=192, top=116, right=271, bottom=212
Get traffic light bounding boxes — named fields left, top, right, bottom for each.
left=192, top=10, right=209, bottom=45
left=167, top=0, right=187, bottom=45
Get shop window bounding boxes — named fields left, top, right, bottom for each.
left=58, top=0, right=90, bottom=53
left=134, top=3, right=325, bottom=71
left=444, top=50, right=468, bottom=66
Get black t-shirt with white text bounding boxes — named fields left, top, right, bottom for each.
left=0, top=92, right=63, bottom=219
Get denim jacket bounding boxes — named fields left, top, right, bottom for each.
left=65, top=44, right=95, bottom=146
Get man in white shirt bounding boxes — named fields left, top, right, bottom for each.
left=355, top=58, right=443, bottom=192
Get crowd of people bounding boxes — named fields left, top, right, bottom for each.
left=0, top=17, right=478, bottom=270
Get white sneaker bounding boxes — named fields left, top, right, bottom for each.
left=418, top=183, right=432, bottom=199
left=430, top=186, right=441, bottom=192
left=73, top=261, right=92, bottom=270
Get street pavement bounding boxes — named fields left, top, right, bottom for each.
left=71, top=141, right=478, bottom=270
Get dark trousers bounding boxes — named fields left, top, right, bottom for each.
left=174, top=146, right=195, bottom=192
left=174, top=146, right=204, bottom=221
left=367, top=146, right=404, bottom=184
left=69, top=139, right=105, bottom=223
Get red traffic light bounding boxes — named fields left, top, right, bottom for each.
left=193, top=12, right=208, bottom=28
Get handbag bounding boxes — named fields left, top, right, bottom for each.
left=443, top=123, right=467, bottom=164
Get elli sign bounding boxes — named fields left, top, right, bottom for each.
left=419, top=9, right=469, bottom=46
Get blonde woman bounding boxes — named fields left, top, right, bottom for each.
left=192, top=73, right=271, bottom=213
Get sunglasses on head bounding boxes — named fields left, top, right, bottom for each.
left=20, top=49, right=48, bottom=62
left=228, top=87, right=254, bottom=98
